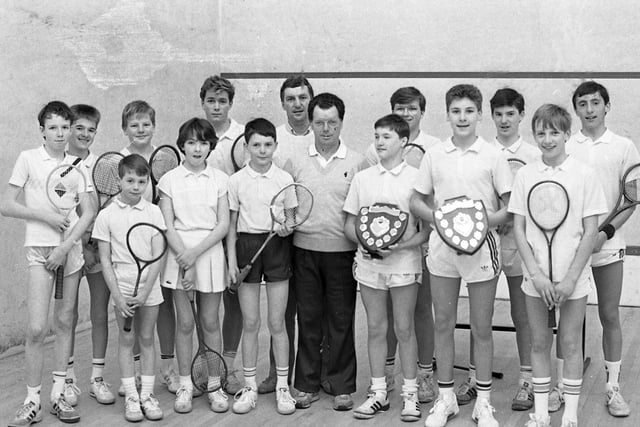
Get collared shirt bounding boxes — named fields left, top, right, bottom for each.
left=414, top=136, right=512, bottom=215
left=344, top=161, right=422, bottom=274
left=365, top=130, right=441, bottom=168
left=92, top=197, right=166, bottom=266
left=508, top=156, right=607, bottom=282
left=228, top=163, right=294, bottom=233
left=567, top=129, right=640, bottom=250
left=491, top=137, right=540, bottom=250
left=274, top=123, right=314, bottom=169
left=120, top=145, right=156, bottom=202
left=309, top=141, right=347, bottom=168
left=210, top=119, right=245, bottom=176
left=157, top=163, right=228, bottom=232
left=9, top=146, right=91, bottom=246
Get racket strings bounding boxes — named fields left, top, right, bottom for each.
left=93, top=154, right=123, bottom=196
left=47, top=167, right=85, bottom=210
left=624, top=177, right=640, bottom=202
left=127, top=224, right=168, bottom=264
left=508, top=159, right=525, bottom=176
left=151, top=148, right=180, bottom=182
left=529, top=183, right=569, bottom=230
left=273, top=185, right=314, bottom=227
left=191, top=351, right=226, bottom=392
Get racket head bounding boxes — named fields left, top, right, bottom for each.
left=191, top=348, right=228, bottom=393
left=150, top=145, right=181, bottom=183
left=46, top=164, right=87, bottom=210
left=93, top=152, right=124, bottom=198
left=527, top=180, right=570, bottom=231
left=270, top=183, right=314, bottom=227
left=622, top=163, right=640, bottom=202
left=507, top=158, right=526, bottom=176
left=402, top=143, right=426, bottom=168
left=231, top=133, right=247, bottom=172
left=125, top=222, right=168, bottom=264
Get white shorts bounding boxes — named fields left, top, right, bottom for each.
left=26, top=243, right=84, bottom=277
left=521, top=273, right=593, bottom=300
left=354, top=261, right=420, bottom=291
left=427, top=230, right=501, bottom=283
left=162, top=229, right=226, bottom=293
left=501, top=248, right=523, bottom=277
left=113, top=263, right=163, bottom=306
left=591, top=249, right=625, bottom=268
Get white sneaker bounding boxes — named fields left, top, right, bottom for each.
left=140, top=394, right=163, bottom=421
left=425, top=395, right=459, bottom=427
left=124, top=395, right=143, bottom=423
left=174, top=386, right=193, bottom=414
left=354, top=392, right=389, bottom=419
left=232, top=387, right=257, bottom=414
left=401, top=391, right=421, bottom=422
left=90, top=377, right=115, bottom=405
left=472, top=398, right=499, bottom=427
left=276, top=387, right=296, bottom=415
left=160, top=368, right=180, bottom=394
left=525, top=413, right=551, bottom=427
left=208, top=388, right=229, bottom=413
left=63, top=379, right=81, bottom=407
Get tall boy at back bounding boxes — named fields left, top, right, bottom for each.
left=565, top=81, right=638, bottom=417
left=410, top=84, right=512, bottom=427
left=1, top=101, right=95, bottom=425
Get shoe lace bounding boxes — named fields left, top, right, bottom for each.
left=125, top=396, right=140, bottom=410
left=142, top=394, right=160, bottom=408
left=234, top=387, right=255, bottom=403
left=176, top=386, right=191, bottom=400
left=429, top=397, right=448, bottom=415
left=55, top=397, right=74, bottom=411
left=476, top=399, right=496, bottom=418
left=401, top=392, right=419, bottom=409
left=17, top=401, right=37, bottom=418
left=277, top=388, right=296, bottom=405
left=515, top=384, right=531, bottom=401
left=94, top=378, right=112, bottom=393
left=212, top=389, right=229, bottom=401
left=64, top=381, right=81, bottom=395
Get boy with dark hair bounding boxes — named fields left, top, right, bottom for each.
left=564, top=81, right=638, bottom=417
left=2, top=101, right=95, bottom=425
left=411, top=84, right=512, bottom=427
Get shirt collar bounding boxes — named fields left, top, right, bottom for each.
left=39, top=145, right=74, bottom=162
left=178, top=163, right=212, bottom=178
left=493, top=136, right=524, bottom=154
left=376, top=161, right=407, bottom=176
left=308, top=141, right=347, bottom=158
left=245, top=162, right=276, bottom=178
left=218, top=119, right=241, bottom=141
left=114, top=196, right=149, bottom=211
left=286, top=122, right=311, bottom=136
left=535, top=155, right=574, bottom=172
left=443, top=136, right=485, bottom=153
left=574, top=128, right=612, bottom=145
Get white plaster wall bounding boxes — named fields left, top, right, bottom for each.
left=1, top=0, right=639, bottom=351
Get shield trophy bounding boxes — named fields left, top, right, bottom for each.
left=356, top=203, right=409, bottom=258
left=433, top=196, right=488, bottom=255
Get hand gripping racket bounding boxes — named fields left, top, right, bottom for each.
left=527, top=180, right=569, bottom=328
left=122, top=223, right=169, bottom=332
left=150, top=145, right=181, bottom=204
left=507, top=158, right=526, bottom=176
left=185, top=286, right=227, bottom=392
left=231, top=133, right=247, bottom=172
left=46, top=162, right=87, bottom=299
left=402, top=143, right=425, bottom=168
left=229, top=183, right=314, bottom=293
left=598, top=162, right=640, bottom=231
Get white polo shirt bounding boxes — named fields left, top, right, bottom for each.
left=157, top=163, right=229, bottom=232
left=309, top=140, right=348, bottom=168
left=274, top=123, right=314, bottom=169
left=508, top=156, right=607, bottom=283
left=491, top=137, right=541, bottom=250
left=92, top=197, right=166, bottom=266
left=414, top=136, right=512, bottom=215
left=364, top=130, right=441, bottom=168
left=343, top=162, right=422, bottom=274
left=567, top=129, right=640, bottom=250
left=210, top=119, right=245, bottom=176
left=9, top=146, right=92, bottom=246
left=228, top=163, right=294, bottom=233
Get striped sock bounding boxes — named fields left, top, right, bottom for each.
left=121, top=377, right=138, bottom=399
left=25, top=385, right=41, bottom=406
left=51, top=371, right=66, bottom=401
left=66, top=357, right=76, bottom=382
left=91, top=358, right=105, bottom=380
left=402, top=377, right=418, bottom=395
left=438, top=380, right=455, bottom=401
left=140, top=375, right=155, bottom=400
left=385, top=356, right=395, bottom=374
left=532, top=376, right=550, bottom=418
left=562, top=378, right=581, bottom=423
left=160, top=353, right=175, bottom=372
left=276, top=366, right=288, bottom=389
left=520, top=365, right=533, bottom=384
left=133, top=354, right=141, bottom=376
left=243, top=367, right=257, bottom=390
left=476, top=380, right=492, bottom=402
left=605, top=360, right=621, bottom=389
left=418, top=362, right=434, bottom=376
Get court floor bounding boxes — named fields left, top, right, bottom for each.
left=1, top=292, right=639, bottom=426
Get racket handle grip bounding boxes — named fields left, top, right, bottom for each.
left=54, top=265, right=64, bottom=299
left=547, top=307, right=557, bottom=328
left=229, top=265, right=251, bottom=294
left=123, top=316, right=133, bottom=332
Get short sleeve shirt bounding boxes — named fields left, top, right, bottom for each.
left=567, top=129, right=640, bottom=250
left=9, top=146, right=91, bottom=246
left=228, top=164, right=294, bottom=233
left=92, top=197, right=166, bottom=266
left=343, top=162, right=422, bottom=274
left=508, top=157, right=607, bottom=282
left=414, top=136, right=512, bottom=215
left=157, top=163, right=229, bottom=232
